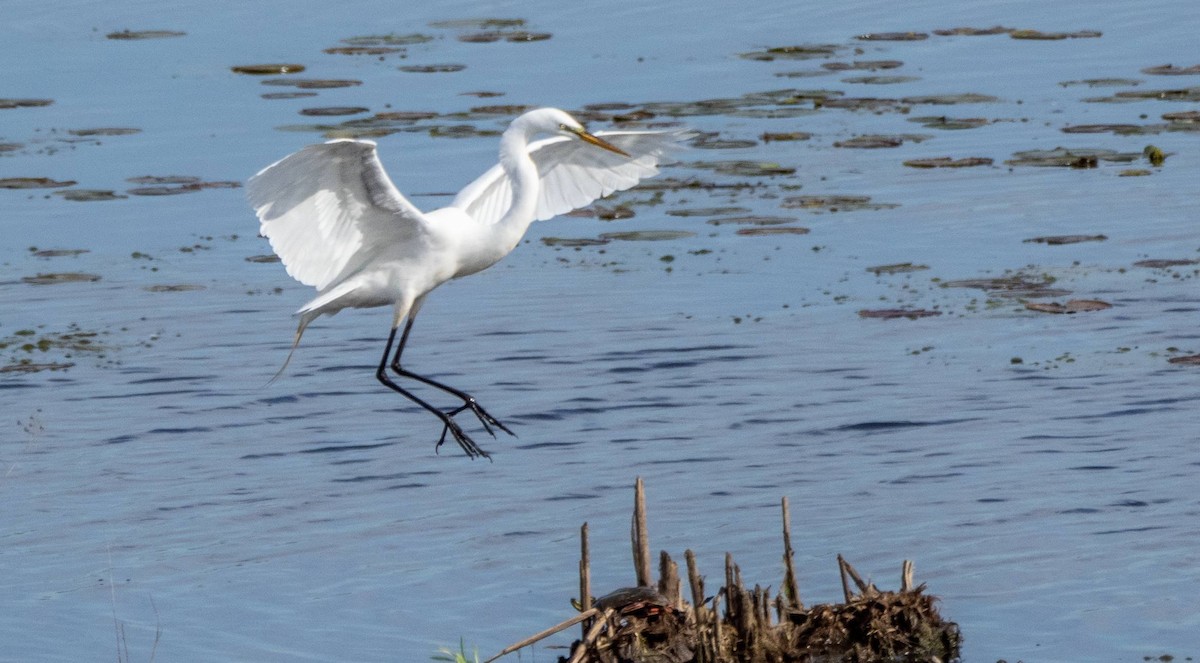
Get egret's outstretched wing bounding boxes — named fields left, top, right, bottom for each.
left=247, top=139, right=429, bottom=291
left=452, top=129, right=692, bottom=226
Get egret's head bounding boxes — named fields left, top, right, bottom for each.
left=536, top=108, right=631, bottom=157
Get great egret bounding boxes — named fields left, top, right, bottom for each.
left=248, top=107, right=690, bottom=459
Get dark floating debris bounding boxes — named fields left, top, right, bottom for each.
left=1133, top=258, right=1199, bottom=268
left=126, top=176, right=241, bottom=196
left=54, top=189, right=128, bottom=202
left=902, top=93, right=998, bottom=105
left=260, top=78, right=362, bottom=89
left=399, top=64, right=466, bottom=73
left=232, top=63, right=306, bottom=75
left=458, top=30, right=551, bottom=43
left=0, top=177, right=77, bottom=189
left=0, top=98, right=54, bottom=109
left=904, top=156, right=993, bottom=168
left=760, top=131, right=811, bottom=142
left=1167, top=354, right=1200, bottom=366
left=22, top=272, right=102, bottom=285
left=691, top=160, right=796, bottom=176
left=261, top=92, right=318, bottom=100
left=1112, top=87, right=1200, bottom=102
left=68, top=127, right=142, bottom=137
left=781, top=195, right=898, bottom=213
left=842, top=75, right=921, bottom=85
left=739, top=44, right=843, bottom=61
left=541, top=237, right=611, bottom=248
left=942, top=273, right=1067, bottom=299
left=486, top=481, right=960, bottom=663
left=933, top=26, right=1014, bottom=36
left=340, top=33, right=433, bottom=46
left=735, top=226, right=811, bottom=236
left=1143, top=145, right=1166, bottom=166
left=1025, top=299, right=1112, bottom=314
left=859, top=308, right=943, bottom=320
left=1060, top=78, right=1143, bottom=88
left=1141, top=64, right=1200, bottom=76
left=823, top=60, right=903, bottom=71
left=1061, top=123, right=1146, bottom=134
left=1009, top=29, right=1101, bottom=40
left=428, top=18, right=526, bottom=30
left=855, top=32, right=928, bottom=41
left=599, top=230, right=695, bottom=242
left=144, top=284, right=206, bottom=292
left=1024, top=234, right=1107, bottom=245
left=1006, top=147, right=1141, bottom=167
left=707, top=215, right=796, bottom=226
left=300, top=106, right=370, bottom=117
left=868, top=262, right=930, bottom=275
left=834, top=135, right=908, bottom=148
left=667, top=207, right=751, bottom=218
left=245, top=254, right=281, bottom=263
left=106, top=29, right=186, bottom=40
left=31, top=248, right=89, bottom=258
left=323, top=46, right=403, bottom=55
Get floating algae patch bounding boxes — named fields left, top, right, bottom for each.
left=340, top=33, right=434, bottom=46
left=261, top=91, right=318, bottom=100
left=1024, top=234, right=1107, bottom=245
left=823, top=60, right=904, bottom=71
left=690, top=160, right=795, bottom=176
left=1009, top=28, right=1101, bottom=40
left=232, top=64, right=306, bottom=75
left=1133, top=258, right=1200, bottom=268
left=31, top=248, right=89, bottom=258
left=666, top=207, right=751, bottom=218
left=22, top=272, right=102, bottom=285
left=599, top=230, right=695, bottom=242
left=908, top=115, right=989, bottom=130
left=933, top=26, right=1014, bottom=35
left=0, top=98, right=54, bottom=109
left=842, top=75, right=921, bottom=85
left=706, top=215, right=796, bottom=226
left=126, top=176, right=241, bottom=196
left=323, top=46, right=402, bottom=55
left=855, top=31, right=929, bottom=41
left=144, top=284, right=206, bottom=292
left=902, top=92, right=999, bottom=104
left=834, top=134, right=929, bottom=148
left=541, top=237, right=611, bottom=247
left=736, top=226, right=811, bottom=236
left=458, top=30, right=551, bottom=43
left=868, top=262, right=930, bottom=275
left=1025, top=299, right=1112, bottom=314
left=1142, top=64, right=1200, bottom=75
left=1112, top=87, right=1200, bottom=102
left=68, top=127, right=141, bottom=137
left=428, top=18, right=526, bottom=29
left=941, top=273, right=1066, bottom=299
left=55, top=189, right=127, bottom=202
left=300, top=106, right=370, bottom=117
left=0, top=177, right=77, bottom=189
left=245, top=254, right=281, bottom=263
left=760, top=131, right=811, bottom=142
left=904, top=156, right=994, bottom=168
left=0, top=325, right=113, bottom=373
left=1061, top=123, right=1151, bottom=134
left=859, top=308, right=942, bottom=319
left=399, top=63, right=466, bottom=73
left=106, top=29, right=186, bottom=40
left=1167, top=354, right=1200, bottom=366
left=260, top=78, right=361, bottom=89
left=1006, top=147, right=1141, bottom=167
left=739, top=44, right=843, bottom=61
left=781, top=194, right=898, bottom=212
left=691, top=136, right=758, bottom=150
left=1060, top=78, right=1142, bottom=88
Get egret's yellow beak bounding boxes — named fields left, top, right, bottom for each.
left=572, top=127, right=630, bottom=157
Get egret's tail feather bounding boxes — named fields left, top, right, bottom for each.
left=266, top=315, right=314, bottom=386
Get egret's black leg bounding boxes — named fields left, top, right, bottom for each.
left=388, top=315, right=515, bottom=438
left=375, top=326, right=490, bottom=460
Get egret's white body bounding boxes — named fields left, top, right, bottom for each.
left=248, top=107, right=690, bottom=458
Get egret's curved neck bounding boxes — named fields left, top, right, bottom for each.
left=495, top=122, right=540, bottom=244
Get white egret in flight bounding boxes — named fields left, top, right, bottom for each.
left=248, top=107, right=690, bottom=459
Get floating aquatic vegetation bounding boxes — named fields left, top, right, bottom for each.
left=0, top=325, right=112, bottom=373
left=760, top=131, right=811, bottom=142
left=261, top=92, right=318, bottom=100
left=0, top=98, right=54, bottom=109
left=340, top=33, right=434, bottom=46
left=399, top=64, right=466, bottom=73
left=1133, top=258, right=1199, bottom=268
left=834, top=135, right=909, bottom=148
left=843, top=75, right=921, bottom=85
left=68, top=127, right=141, bottom=137
left=1119, top=168, right=1153, bottom=177
left=867, top=262, right=929, bottom=275
left=1167, top=354, right=1200, bottom=366
left=855, top=32, right=928, bottom=41
left=933, top=26, right=1013, bottom=36
left=260, top=78, right=361, bottom=89
left=634, top=177, right=759, bottom=191
left=245, top=254, right=281, bottom=263
left=908, top=116, right=989, bottom=130
left=427, top=124, right=500, bottom=138
left=690, top=160, right=796, bottom=176
left=372, top=110, right=439, bottom=121
left=781, top=195, right=898, bottom=212
left=707, top=215, right=796, bottom=226
left=599, top=230, right=695, bottom=242
left=666, top=207, right=751, bottom=217
left=1060, top=78, right=1142, bottom=88
left=300, top=107, right=370, bottom=116
left=428, top=18, right=525, bottom=30
left=0, top=177, right=77, bottom=189
left=1006, top=147, right=1141, bottom=167
left=1163, top=110, right=1200, bottom=122
left=232, top=64, right=306, bottom=75
left=144, top=284, right=206, bottom=292
left=739, top=44, right=843, bottom=61
left=323, top=46, right=403, bottom=55
left=1024, top=234, right=1107, bottom=245
left=611, top=109, right=656, bottom=123
left=31, top=248, right=89, bottom=258
left=1009, top=29, right=1101, bottom=40
left=0, top=142, right=23, bottom=152
left=541, top=237, right=611, bottom=247
left=735, top=226, right=811, bottom=236
left=1060, top=123, right=1148, bottom=134
left=54, top=189, right=127, bottom=201
left=593, top=204, right=635, bottom=220
left=819, top=96, right=904, bottom=111
left=941, top=274, right=1061, bottom=298
left=126, top=176, right=241, bottom=195
left=458, top=30, right=551, bottom=43
left=904, top=156, right=993, bottom=168
left=823, top=60, right=903, bottom=71
left=22, top=272, right=102, bottom=285
left=106, top=29, right=186, bottom=40
left=1141, top=64, right=1200, bottom=75
left=902, top=93, right=998, bottom=104
left=1025, top=299, right=1111, bottom=314
left=859, top=308, right=942, bottom=319
left=691, top=136, right=757, bottom=150
left=1113, top=87, right=1200, bottom=102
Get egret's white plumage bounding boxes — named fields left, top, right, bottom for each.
left=248, top=107, right=690, bottom=458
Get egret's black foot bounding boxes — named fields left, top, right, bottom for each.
left=448, top=397, right=515, bottom=439
left=435, top=416, right=491, bottom=460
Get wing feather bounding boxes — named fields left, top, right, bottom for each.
left=247, top=139, right=429, bottom=291
left=452, top=129, right=692, bottom=226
